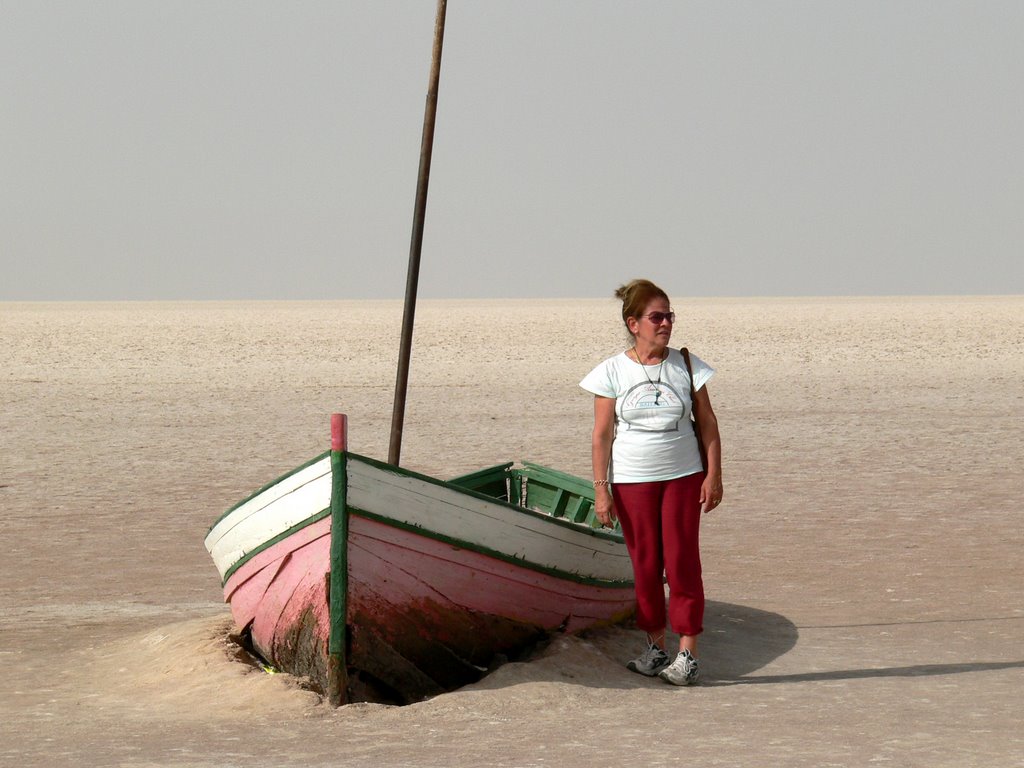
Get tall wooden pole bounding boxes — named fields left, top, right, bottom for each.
left=388, top=0, right=448, bottom=466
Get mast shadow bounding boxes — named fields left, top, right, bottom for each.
left=699, top=606, right=1024, bottom=686
left=586, top=603, right=1022, bottom=687
left=710, top=660, right=1024, bottom=686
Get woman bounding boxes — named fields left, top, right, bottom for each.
left=579, top=279, right=723, bottom=686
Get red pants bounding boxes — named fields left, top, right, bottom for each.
left=612, top=473, right=705, bottom=637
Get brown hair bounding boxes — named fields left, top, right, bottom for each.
left=614, top=279, right=669, bottom=335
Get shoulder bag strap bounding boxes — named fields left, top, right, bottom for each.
left=681, top=347, right=707, bottom=471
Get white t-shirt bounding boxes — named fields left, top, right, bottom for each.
left=579, top=349, right=715, bottom=483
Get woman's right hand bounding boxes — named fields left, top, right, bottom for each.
left=594, top=487, right=617, bottom=528
left=591, top=396, right=617, bottom=528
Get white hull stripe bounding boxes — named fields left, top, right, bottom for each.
left=206, top=453, right=632, bottom=586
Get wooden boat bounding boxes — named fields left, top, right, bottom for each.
left=205, top=432, right=635, bottom=704
left=206, top=6, right=636, bottom=706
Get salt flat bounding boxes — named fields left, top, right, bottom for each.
left=2, top=296, right=1022, bottom=767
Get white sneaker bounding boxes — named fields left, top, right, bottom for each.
left=659, top=649, right=700, bottom=686
left=626, top=640, right=671, bottom=677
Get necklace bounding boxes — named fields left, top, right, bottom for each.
left=633, top=346, right=665, bottom=404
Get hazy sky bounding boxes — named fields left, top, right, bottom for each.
left=2, top=1, right=1022, bottom=300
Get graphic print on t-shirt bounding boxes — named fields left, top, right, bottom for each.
left=618, top=381, right=685, bottom=432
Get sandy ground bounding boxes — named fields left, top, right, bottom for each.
left=2, top=296, right=1022, bottom=767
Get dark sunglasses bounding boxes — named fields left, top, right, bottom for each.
left=642, top=311, right=675, bottom=324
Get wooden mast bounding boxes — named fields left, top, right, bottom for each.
left=388, top=0, right=448, bottom=466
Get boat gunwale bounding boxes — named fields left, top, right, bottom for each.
left=351, top=452, right=622, bottom=542
left=209, top=450, right=623, bottom=546
left=212, top=452, right=631, bottom=589
left=206, top=450, right=332, bottom=536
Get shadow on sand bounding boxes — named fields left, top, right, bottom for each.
left=506, top=599, right=803, bottom=692
left=539, top=602, right=1023, bottom=691
left=699, top=599, right=800, bottom=679
left=712, top=660, right=1024, bottom=686
left=698, top=605, right=1024, bottom=686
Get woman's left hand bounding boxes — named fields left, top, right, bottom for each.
left=691, top=385, right=723, bottom=513
left=700, top=475, right=724, bottom=513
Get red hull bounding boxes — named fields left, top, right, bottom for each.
left=223, top=514, right=635, bottom=702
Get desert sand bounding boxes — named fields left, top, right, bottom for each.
left=2, top=296, right=1022, bottom=767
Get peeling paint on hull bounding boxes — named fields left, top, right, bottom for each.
left=208, top=455, right=635, bottom=704
left=226, top=513, right=633, bottom=703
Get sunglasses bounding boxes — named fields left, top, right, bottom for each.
left=642, top=311, right=675, bottom=324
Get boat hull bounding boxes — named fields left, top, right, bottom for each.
left=207, top=453, right=635, bottom=703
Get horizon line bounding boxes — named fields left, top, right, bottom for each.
left=3, top=293, right=1022, bottom=305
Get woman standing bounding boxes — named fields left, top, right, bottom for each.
left=579, top=279, right=723, bottom=686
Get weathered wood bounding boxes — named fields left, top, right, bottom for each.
left=206, top=453, right=635, bottom=704
left=448, top=462, right=514, bottom=498
left=346, top=458, right=631, bottom=580
left=518, top=462, right=604, bottom=528
left=567, top=495, right=593, bottom=523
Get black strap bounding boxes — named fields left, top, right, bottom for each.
left=681, top=347, right=707, bottom=471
